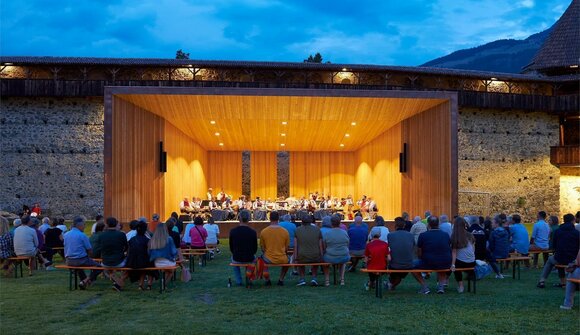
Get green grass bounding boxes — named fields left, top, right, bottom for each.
left=1, top=241, right=578, bottom=335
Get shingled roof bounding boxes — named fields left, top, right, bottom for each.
left=524, top=0, right=580, bottom=72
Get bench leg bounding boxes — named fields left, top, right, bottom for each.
left=517, top=261, right=521, bottom=280
left=333, top=265, right=337, bottom=285
left=74, top=271, right=78, bottom=290
left=69, top=270, right=73, bottom=291
left=474, top=277, right=477, bottom=294
left=159, top=271, right=164, bottom=294
left=467, top=275, right=471, bottom=293
left=377, top=274, right=383, bottom=299
left=512, top=261, right=516, bottom=279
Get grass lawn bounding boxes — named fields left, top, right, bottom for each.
left=1, top=239, right=578, bottom=335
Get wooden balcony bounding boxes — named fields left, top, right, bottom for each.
left=550, top=145, right=580, bottom=167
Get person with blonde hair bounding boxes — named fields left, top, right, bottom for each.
left=0, top=217, right=15, bottom=275
left=148, top=222, right=178, bottom=284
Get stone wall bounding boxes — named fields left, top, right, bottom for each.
left=0, top=97, right=104, bottom=218
left=457, top=108, right=561, bottom=219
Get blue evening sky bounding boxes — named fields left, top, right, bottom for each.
left=0, top=0, right=570, bottom=66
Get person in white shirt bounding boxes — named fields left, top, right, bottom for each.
left=367, top=197, right=377, bottom=220
left=206, top=188, right=213, bottom=201
left=368, top=216, right=389, bottom=242
left=252, top=197, right=264, bottom=210
left=179, top=197, right=193, bottom=213
left=203, top=218, right=221, bottom=257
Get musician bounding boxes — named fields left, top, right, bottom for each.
left=206, top=188, right=213, bottom=201
left=367, top=197, right=378, bottom=220
left=298, top=197, right=308, bottom=210
left=265, top=198, right=276, bottom=211
left=217, top=188, right=226, bottom=202
left=222, top=197, right=235, bottom=220
left=358, top=195, right=369, bottom=219
left=252, top=197, right=264, bottom=210
left=320, top=196, right=333, bottom=209
left=179, top=197, right=194, bottom=213
left=192, top=197, right=203, bottom=213
left=235, top=196, right=246, bottom=209
left=208, top=197, right=219, bottom=210
left=345, top=195, right=354, bottom=206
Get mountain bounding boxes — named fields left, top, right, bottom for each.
left=420, top=27, right=553, bottom=73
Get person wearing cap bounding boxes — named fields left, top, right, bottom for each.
left=64, top=216, right=102, bottom=289
left=148, top=214, right=161, bottom=235
left=229, top=210, right=258, bottom=286
left=364, top=226, right=389, bottom=290
left=294, top=214, right=323, bottom=286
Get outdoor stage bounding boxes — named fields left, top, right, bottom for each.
left=104, top=87, right=458, bottom=224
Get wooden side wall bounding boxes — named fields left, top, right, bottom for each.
left=207, top=151, right=243, bottom=198
left=401, top=101, right=456, bottom=216
left=164, top=121, right=208, bottom=219
left=109, top=97, right=165, bottom=223
left=354, top=123, right=402, bottom=219
left=289, top=152, right=355, bottom=198
left=250, top=152, right=278, bottom=199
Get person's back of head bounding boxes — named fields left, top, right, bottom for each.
left=375, top=216, right=385, bottom=227
left=136, top=222, right=147, bottom=236
left=412, top=216, right=421, bottom=224
left=451, top=217, right=469, bottom=248
left=149, top=222, right=169, bottom=250
left=354, top=216, right=363, bottom=226
left=72, top=216, right=86, bottom=229
left=106, top=217, right=119, bottom=229
left=548, top=215, right=559, bottom=226
left=51, top=218, right=59, bottom=227
left=269, top=211, right=279, bottom=222
left=30, top=217, right=40, bottom=228
left=302, top=214, right=314, bottom=226
left=401, top=212, right=409, bottom=221
left=239, top=210, right=251, bottom=224
left=21, top=215, right=31, bottom=227
left=331, top=215, right=341, bottom=228
left=512, top=214, right=522, bottom=224
left=0, top=217, right=9, bottom=235
left=42, top=217, right=49, bottom=225
left=152, top=213, right=160, bottom=222
left=440, top=214, right=449, bottom=223
left=95, top=222, right=105, bottom=233
left=465, top=215, right=479, bottom=227
left=13, top=218, right=22, bottom=228
left=370, top=227, right=381, bottom=239
left=321, top=216, right=332, bottom=228
left=425, top=210, right=431, bottom=218
left=538, top=211, right=547, bottom=220
left=394, top=217, right=405, bottom=230
left=494, top=213, right=506, bottom=227
left=95, top=215, right=104, bottom=223
left=427, top=216, right=439, bottom=229
left=563, top=213, right=575, bottom=224
left=281, top=214, right=292, bottom=223
left=194, top=216, right=204, bottom=226
left=166, top=218, right=175, bottom=231
left=129, top=220, right=139, bottom=231
left=171, top=212, right=178, bottom=220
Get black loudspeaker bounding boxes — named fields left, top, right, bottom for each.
left=399, top=143, right=407, bottom=173
left=159, top=141, right=167, bottom=173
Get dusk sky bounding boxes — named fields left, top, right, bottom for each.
left=0, top=0, right=570, bottom=66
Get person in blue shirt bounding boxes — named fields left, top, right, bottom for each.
left=64, top=216, right=102, bottom=290
left=347, top=216, right=368, bottom=272
left=529, top=211, right=550, bottom=268
left=415, top=216, right=452, bottom=294
left=279, top=214, right=297, bottom=250
left=510, top=214, right=530, bottom=255
left=488, top=214, right=510, bottom=279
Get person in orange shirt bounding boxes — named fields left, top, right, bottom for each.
left=260, top=211, right=290, bottom=286
left=148, top=214, right=161, bottom=235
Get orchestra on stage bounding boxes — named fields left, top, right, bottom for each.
left=179, top=188, right=379, bottom=222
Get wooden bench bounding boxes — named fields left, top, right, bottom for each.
left=229, top=262, right=347, bottom=287
left=181, top=248, right=211, bottom=271
left=360, top=268, right=476, bottom=298
left=496, top=256, right=531, bottom=280
left=54, top=264, right=179, bottom=293
left=567, top=278, right=580, bottom=285
left=7, top=256, right=36, bottom=277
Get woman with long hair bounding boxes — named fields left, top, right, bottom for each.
left=148, top=222, right=178, bottom=284
left=127, top=222, right=157, bottom=290
left=450, top=217, right=476, bottom=293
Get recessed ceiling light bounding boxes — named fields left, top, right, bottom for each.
left=281, top=133, right=286, bottom=136
left=281, top=121, right=287, bottom=125
left=345, top=133, right=350, bottom=137
left=4, top=63, right=13, bottom=66
left=351, top=122, right=356, bottom=126
left=219, top=143, right=224, bottom=146
left=340, top=144, right=345, bottom=147
left=215, top=132, right=220, bottom=136
left=210, top=120, right=216, bottom=124
left=490, top=77, right=497, bottom=81
left=280, top=143, right=285, bottom=147
left=342, top=68, right=348, bottom=71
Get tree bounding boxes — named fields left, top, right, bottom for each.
left=304, top=52, right=324, bottom=63
left=175, top=49, right=190, bottom=59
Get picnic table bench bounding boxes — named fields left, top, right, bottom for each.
left=496, top=256, right=531, bottom=279
left=229, top=262, right=348, bottom=287
left=181, top=248, right=212, bottom=271
left=7, top=256, right=36, bottom=277
left=360, top=267, right=476, bottom=298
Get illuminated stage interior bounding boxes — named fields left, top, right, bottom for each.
left=104, top=87, right=457, bottom=223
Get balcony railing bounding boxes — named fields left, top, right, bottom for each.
left=550, top=145, right=580, bottom=167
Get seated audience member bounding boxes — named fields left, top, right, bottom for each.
left=171, top=212, right=183, bottom=234
left=548, top=215, right=559, bottom=250
left=148, top=222, right=178, bottom=285
left=560, top=249, right=580, bottom=310
left=401, top=212, right=413, bottom=232
left=0, top=217, right=15, bottom=275
left=364, top=227, right=389, bottom=290
left=322, top=215, right=350, bottom=286
left=575, top=211, right=580, bottom=232
left=56, top=218, right=68, bottom=234
left=510, top=214, right=530, bottom=256
left=90, top=222, right=105, bottom=259
left=98, top=217, right=128, bottom=291
left=416, top=216, right=452, bottom=294
left=348, top=216, right=368, bottom=272
left=10, top=218, right=21, bottom=236
left=388, top=217, right=427, bottom=292
left=294, top=215, right=323, bottom=286
left=368, top=216, right=389, bottom=242
left=320, top=216, right=332, bottom=238
left=44, top=219, right=65, bottom=263
left=14, top=216, right=51, bottom=270
left=410, top=216, right=426, bottom=244
left=166, top=219, right=182, bottom=257
left=466, top=215, right=487, bottom=261
left=279, top=214, right=296, bottom=251
left=529, top=211, right=550, bottom=268
left=537, top=213, right=580, bottom=288
left=39, top=217, right=50, bottom=234
left=148, top=214, right=161, bottom=235
left=203, top=217, right=221, bottom=256
left=189, top=217, right=208, bottom=265
left=229, top=210, right=258, bottom=286
left=450, top=217, right=476, bottom=294
left=64, top=216, right=102, bottom=289
left=90, top=215, right=104, bottom=235
left=439, top=215, right=452, bottom=237
left=126, top=220, right=139, bottom=241
left=259, top=211, right=290, bottom=286
left=182, top=218, right=196, bottom=246
left=126, top=221, right=156, bottom=290
left=31, top=218, right=52, bottom=269
left=488, top=214, right=510, bottom=279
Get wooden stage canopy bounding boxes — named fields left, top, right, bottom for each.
left=104, top=87, right=458, bottom=223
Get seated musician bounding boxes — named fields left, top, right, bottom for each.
left=216, top=189, right=226, bottom=202
left=358, top=195, right=369, bottom=219
left=179, top=197, right=193, bottom=213
left=235, top=196, right=246, bottom=209
left=209, top=197, right=219, bottom=210
left=253, top=197, right=264, bottom=210
left=367, top=197, right=378, bottom=220
left=265, top=198, right=276, bottom=211
left=192, top=197, right=203, bottom=213
left=206, top=188, right=213, bottom=201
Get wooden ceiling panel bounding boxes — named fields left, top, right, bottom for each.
left=116, top=94, right=445, bottom=151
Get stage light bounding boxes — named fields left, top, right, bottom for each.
left=345, top=133, right=350, bottom=137
left=340, top=144, right=345, bottom=147
left=210, top=120, right=216, bottom=124
left=342, top=68, right=347, bottom=71
left=571, top=65, right=579, bottom=68
left=351, top=122, right=356, bottom=126
left=281, top=133, right=286, bottom=136
left=219, top=143, right=224, bottom=146
left=281, top=121, right=287, bottom=125
left=280, top=143, right=285, bottom=147
left=215, top=132, right=220, bottom=136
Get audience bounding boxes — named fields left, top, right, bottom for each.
left=259, top=211, right=290, bottom=286
left=410, top=216, right=426, bottom=244
left=44, top=218, right=64, bottom=263
left=10, top=218, right=21, bottom=236
left=466, top=215, right=487, bottom=261
left=415, top=216, right=452, bottom=294
left=548, top=215, right=559, bottom=251
left=364, top=227, right=389, bottom=291
left=401, top=212, right=413, bottom=232
left=39, top=217, right=50, bottom=234
left=0, top=217, right=15, bottom=275
left=368, top=216, right=389, bottom=242
left=537, top=213, right=580, bottom=288
left=14, top=216, right=51, bottom=270
left=64, top=216, right=102, bottom=289
left=293, top=215, right=323, bottom=286
left=529, top=211, right=550, bottom=268
left=229, top=210, right=257, bottom=286
left=56, top=218, right=68, bottom=233
left=560, top=249, right=580, bottom=310
left=509, top=214, right=530, bottom=256
left=90, top=215, right=104, bottom=235
left=347, top=216, right=368, bottom=272
left=450, top=217, right=475, bottom=294
left=387, top=217, right=426, bottom=292
left=148, top=222, right=178, bottom=285
left=439, top=215, right=452, bottom=237
left=322, top=215, right=350, bottom=286
left=488, top=214, right=509, bottom=279
left=320, top=216, right=332, bottom=238
left=98, top=217, right=128, bottom=291
left=126, top=221, right=156, bottom=290
left=203, top=217, right=221, bottom=256
left=90, top=222, right=105, bottom=258
left=126, top=220, right=139, bottom=241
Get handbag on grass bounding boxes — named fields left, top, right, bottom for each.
left=181, top=266, right=191, bottom=282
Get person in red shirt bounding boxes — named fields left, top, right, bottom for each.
left=31, top=203, right=41, bottom=216
left=364, top=227, right=390, bottom=290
